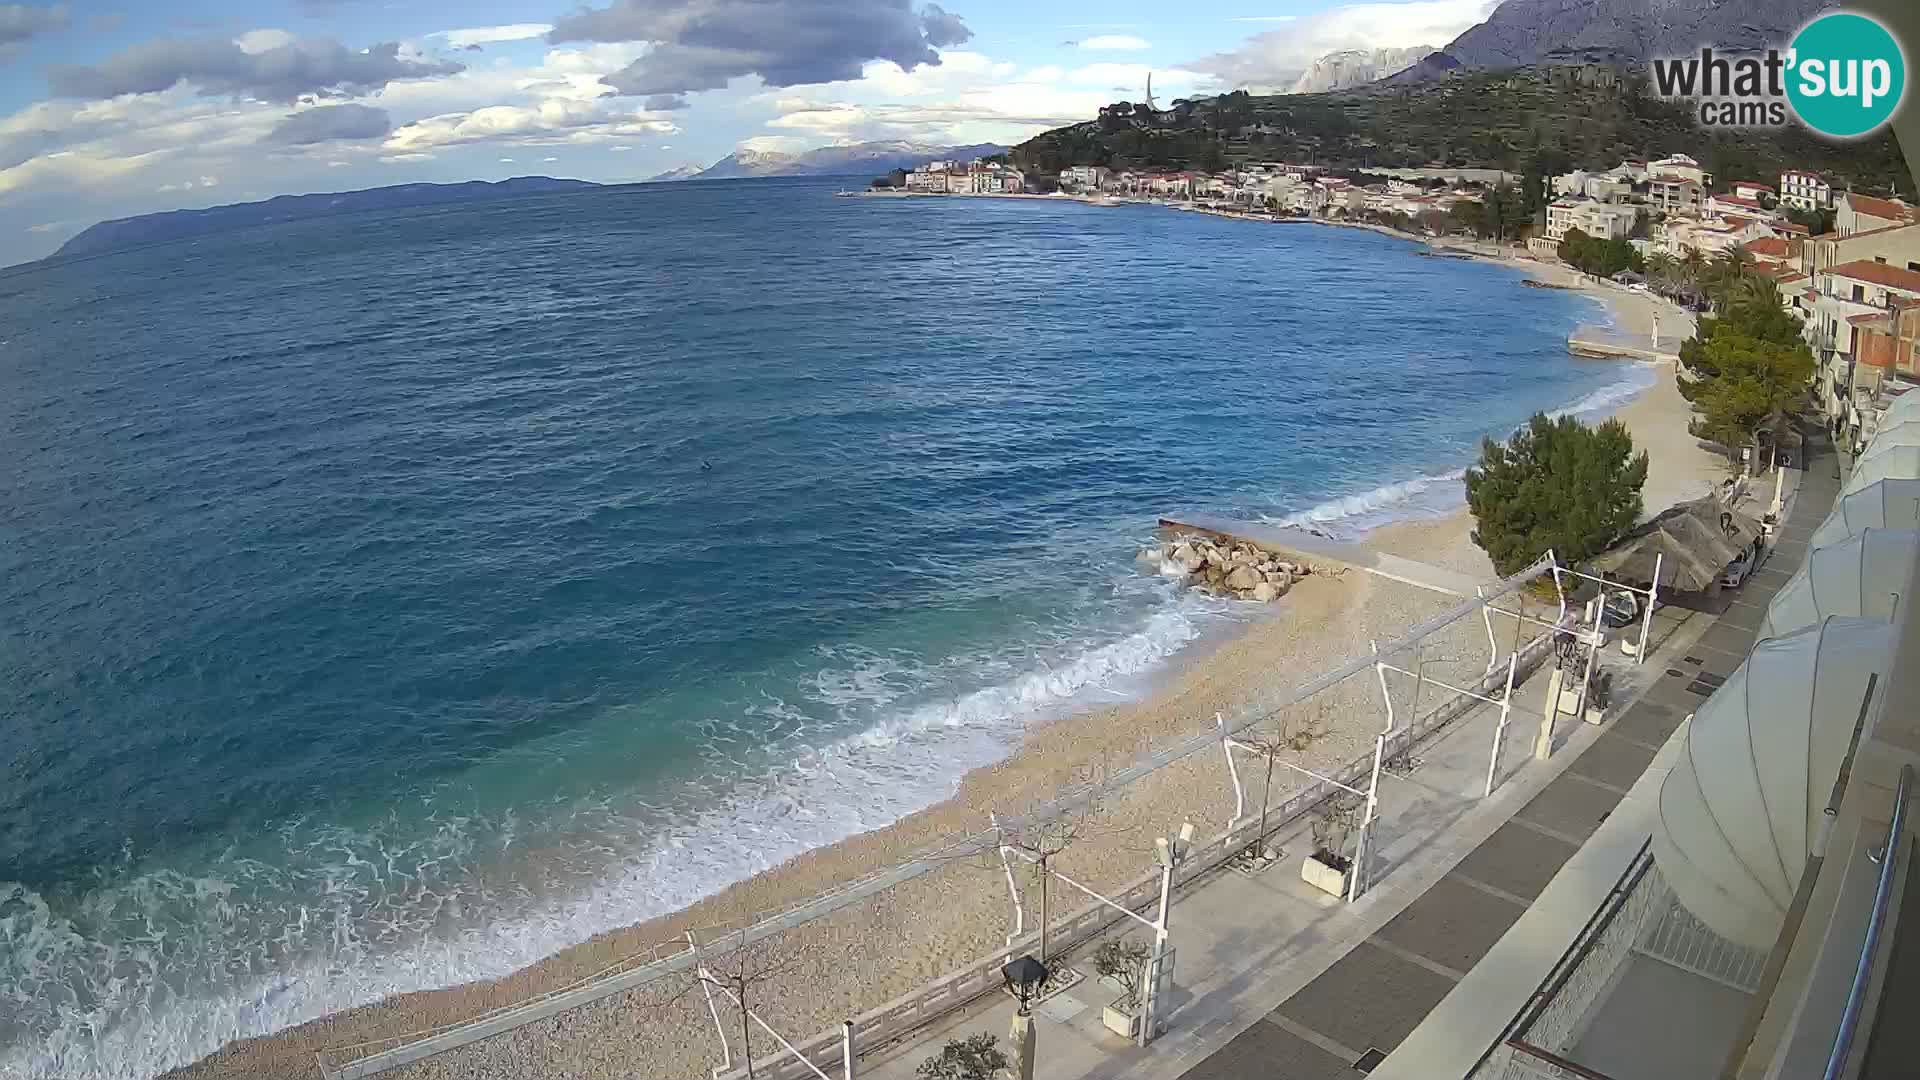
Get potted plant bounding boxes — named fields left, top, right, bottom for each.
left=1301, top=794, right=1361, bottom=897
left=918, top=1033, right=1009, bottom=1080
left=1093, top=936, right=1153, bottom=1038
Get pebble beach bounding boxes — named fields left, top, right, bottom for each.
left=165, top=233, right=1725, bottom=1080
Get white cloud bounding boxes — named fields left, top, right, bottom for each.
left=738, top=134, right=812, bottom=153
left=384, top=99, right=677, bottom=152
left=326, top=159, right=351, bottom=166
left=379, top=152, right=433, bottom=163
left=234, top=28, right=296, bottom=55
left=498, top=156, right=515, bottom=162
left=1078, top=35, right=1150, bottom=51
left=157, top=174, right=218, bottom=192
left=610, top=144, right=634, bottom=151
left=1189, top=0, right=1495, bottom=89
left=438, top=24, right=554, bottom=49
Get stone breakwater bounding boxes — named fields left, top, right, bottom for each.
left=1141, top=533, right=1316, bottom=602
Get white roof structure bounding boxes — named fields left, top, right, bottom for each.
left=1653, top=617, right=1895, bottom=949
left=1857, top=419, right=1920, bottom=460
left=1810, top=478, right=1920, bottom=547
left=1879, top=393, right=1920, bottom=429
left=1842, top=445, right=1920, bottom=499
left=1760, top=528, right=1918, bottom=637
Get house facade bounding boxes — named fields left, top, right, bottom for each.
left=1779, top=170, right=1831, bottom=211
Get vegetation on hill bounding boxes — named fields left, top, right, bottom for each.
left=1011, top=71, right=1912, bottom=198
left=1465, top=413, right=1649, bottom=577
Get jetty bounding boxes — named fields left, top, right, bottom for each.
left=1157, top=514, right=1491, bottom=598
left=1567, top=322, right=1685, bottom=362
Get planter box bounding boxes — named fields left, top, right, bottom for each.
left=1301, top=852, right=1351, bottom=897
left=1102, top=1001, right=1141, bottom=1038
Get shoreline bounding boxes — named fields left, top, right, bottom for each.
left=167, top=211, right=1720, bottom=1080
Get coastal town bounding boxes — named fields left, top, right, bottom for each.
left=885, top=150, right=1920, bottom=462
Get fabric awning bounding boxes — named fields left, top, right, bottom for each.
left=1810, top=478, right=1920, bottom=547
left=1761, top=528, right=1918, bottom=638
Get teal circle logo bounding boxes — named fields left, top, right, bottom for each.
left=1786, top=12, right=1906, bottom=138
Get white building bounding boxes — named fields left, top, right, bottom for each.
left=1545, top=199, right=1639, bottom=242
left=1649, top=176, right=1704, bottom=215
left=1837, top=192, right=1920, bottom=236
left=1061, top=165, right=1108, bottom=190
left=1779, top=170, right=1832, bottom=211
left=1649, top=153, right=1711, bottom=186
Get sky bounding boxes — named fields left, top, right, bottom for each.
left=0, top=0, right=1502, bottom=262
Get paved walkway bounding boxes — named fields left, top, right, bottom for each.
left=1181, top=440, right=1841, bottom=1080
left=851, top=446, right=1839, bottom=1080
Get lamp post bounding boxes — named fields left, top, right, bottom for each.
left=1140, top=822, right=1193, bottom=1047
left=1001, top=954, right=1047, bottom=1080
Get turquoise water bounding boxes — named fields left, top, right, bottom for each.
left=0, top=178, right=1645, bottom=1078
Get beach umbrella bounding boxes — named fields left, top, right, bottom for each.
left=1810, top=478, right=1920, bottom=547
left=1843, top=445, right=1920, bottom=499
left=1759, top=528, right=1918, bottom=637
left=1652, top=617, right=1895, bottom=949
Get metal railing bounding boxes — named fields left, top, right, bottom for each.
left=1823, top=762, right=1913, bottom=1080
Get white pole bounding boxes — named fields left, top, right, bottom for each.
left=1348, top=733, right=1387, bottom=902
left=1141, top=858, right=1174, bottom=1048
left=1486, top=654, right=1519, bottom=796
left=842, top=1021, right=856, bottom=1080
left=1635, top=553, right=1662, bottom=664
left=689, top=933, right=734, bottom=1077
left=1478, top=585, right=1500, bottom=674
left=1580, top=600, right=1602, bottom=720
left=1371, top=640, right=1395, bottom=735
left=1217, top=713, right=1245, bottom=830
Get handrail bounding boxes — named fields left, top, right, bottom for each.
left=1823, top=762, right=1913, bottom=1080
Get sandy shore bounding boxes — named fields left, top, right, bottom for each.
left=168, top=229, right=1726, bottom=1080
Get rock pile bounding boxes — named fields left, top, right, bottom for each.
left=1139, top=533, right=1314, bottom=602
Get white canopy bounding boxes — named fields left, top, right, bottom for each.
left=1879, top=393, right=1920, bottom=430
left=1810, top=479, right=1920, bottom=547
left=1760, top=529, right=1917, bottom=638
left=1653, top=617, right=1894, bottom=949
left=1857, top=420, right=1920, bottom=461
left=1843, top=445, right=1920, bottom=499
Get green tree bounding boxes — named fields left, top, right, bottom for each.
left=1677, top=277, right=1814, bottom=469
left=1465, top=414, right=1649, bottom=576
left=919, top=1034, right=1010, bottom=1080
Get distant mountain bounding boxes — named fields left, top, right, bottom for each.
left=1395, top=0, right=1836, bottom=81
left=671, top=140, right=1008, bottom=181
left=642, top=164, right=706, bottom=183
left=54, top=177, right=598, bottom=259
left=1287, top=46, right=1435, bottom=93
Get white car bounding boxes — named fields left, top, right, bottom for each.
left=1721, top=548, right=1756, bottom=588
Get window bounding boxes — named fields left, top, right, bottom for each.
left=1877, top=257, right=1888, bottom=264
left=1854, top=284, right=1867, bottom=302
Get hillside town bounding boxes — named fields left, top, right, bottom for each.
left=888, top=150, right=1920, bottom=468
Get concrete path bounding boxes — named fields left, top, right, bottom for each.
left=852, top=449, right=1838, bottom=1080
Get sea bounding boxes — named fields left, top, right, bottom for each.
left=0, top=177, right=1652, bottom=1078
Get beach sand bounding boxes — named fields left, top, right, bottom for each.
left=168, top=240, right=1727, bottom=1080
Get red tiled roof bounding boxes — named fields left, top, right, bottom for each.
left=1845, top=193, right=1920, bottom=222
left=1713, top=194, right=1766, bottom=209
left=1777, top=222, right=1810, bottom=235
left=1827, top=259, right=1920, bottom=293
left=1744, top=237, right=1791, bottom=258
left=1852, top=313, right=1890, bottom=326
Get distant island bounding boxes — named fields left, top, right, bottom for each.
left=645, top=140, right=1007, bottom=183
left=53, top=176, right=599, bottom=260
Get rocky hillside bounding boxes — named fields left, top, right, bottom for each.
left=1289, top=46, right=1435, bottom=94
left=1395, top=0, right=1837, bottom=81
left=1010, top=71, right=1912, bottom=198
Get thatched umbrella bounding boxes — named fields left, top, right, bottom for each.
left=1589, top=496, right=1764, bottom=592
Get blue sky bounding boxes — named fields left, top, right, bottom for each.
left=0, top=0, right=1497, bottom=261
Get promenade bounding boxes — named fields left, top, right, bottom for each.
left=856, top=446, right=1836, bottom=1080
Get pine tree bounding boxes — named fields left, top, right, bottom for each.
left=1465, top=414, right=1650, bottom=577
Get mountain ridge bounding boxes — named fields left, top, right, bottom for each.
left=672, top=140, right=1009, bottom=181
left=54, top=177, right=598, bottom=260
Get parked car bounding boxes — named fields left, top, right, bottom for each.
left=1721, top=548, right=1756, bottom=588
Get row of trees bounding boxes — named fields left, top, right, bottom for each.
left=1557, top=226, right=1645, bottom=279
left=1677, top=269, right=1814, bottom=469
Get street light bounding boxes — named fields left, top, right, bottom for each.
left=1001, top=954, right=1048, bottom=1017
left=1002, top=954, right=1047, bottom=1080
